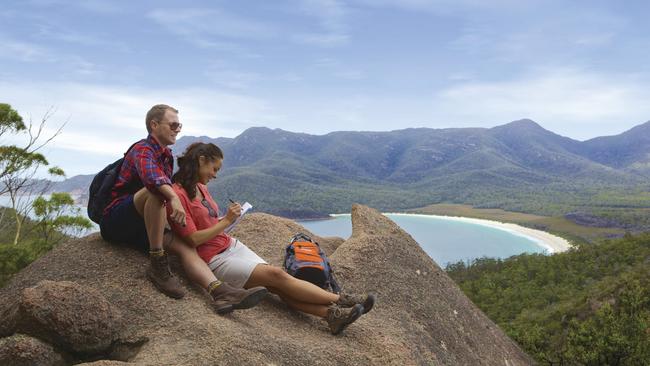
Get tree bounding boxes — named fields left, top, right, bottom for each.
left=564, top=280, right=650, bottom=365
left=32, top=192, right=93, bottom=250
left=0, top=103, right=92, bottom=287
left=0, top=104, right=65, bottom=244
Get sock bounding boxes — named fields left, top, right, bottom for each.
left=149, top=248, right=165, bottom=257
left=207, top=280, right=222, bottom=294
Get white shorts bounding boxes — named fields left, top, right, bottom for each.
left=208, top=238, right=267, bottom=288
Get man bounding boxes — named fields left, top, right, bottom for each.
left=100, top=104, right=267, bottom=313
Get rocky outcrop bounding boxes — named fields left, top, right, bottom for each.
left=333, top=204, right=534, bottom=364
left=0, top=204, right=534, bottom=365
left=0, top=334, right=66, bottom=366
left=1, top=281, right=123, bottom=355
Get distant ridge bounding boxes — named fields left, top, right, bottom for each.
left=55, top=119, right=650, bottom=218
left=581, top=120, right=650, bottom=171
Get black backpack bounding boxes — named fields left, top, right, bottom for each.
left=87, top=143, right=137, bottom=224
left=283, top=233, right=341, bottom=293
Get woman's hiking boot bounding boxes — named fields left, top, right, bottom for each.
left=210, top=282, right=268, bottom=315
left=326, top=304, right=364, bottom=335
left=336, top=292, right=376, bottom=314
left=147, top=252, right=186, bottom=299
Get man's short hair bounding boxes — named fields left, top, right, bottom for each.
left=145, top=104, right=179, bottom=133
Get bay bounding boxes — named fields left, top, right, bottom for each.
left=298, top=214, right=547, bottom=267
left=1, top=194, right=549, bottom=264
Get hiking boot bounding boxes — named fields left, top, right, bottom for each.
left=326, top=304, right=364, bottom=335
left=210, top=282, right=268, bottom=315
left=147, top=252, right=185, bottom=299
left=336, top=292, right=376, bottom=314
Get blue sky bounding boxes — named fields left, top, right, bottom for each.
left=2, top=0, right=650, bottom=176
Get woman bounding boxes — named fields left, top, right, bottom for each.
left=168, top=142, right=375, bottom=335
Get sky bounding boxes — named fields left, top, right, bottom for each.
left=1, top=0, right=650, bottom=177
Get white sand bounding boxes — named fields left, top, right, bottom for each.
left=333, top=212, right=572, bottom=254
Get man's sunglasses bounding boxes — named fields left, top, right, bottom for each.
left=159, top=121, right=183, bottom=130
left=201, top=198, right=218, bottom=218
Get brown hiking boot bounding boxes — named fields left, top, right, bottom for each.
left=326, top=304, right=364, bottom=335
left=336, top=292, right=376, bottom=314
left=210, top=282, right=268, bottom=315
left=146, top=252, right=185, bottom=299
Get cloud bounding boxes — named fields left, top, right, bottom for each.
left=0, top=81, right=273, bottom=175
left=147, top=7, right=278, bottom=51
left=28, top=0, right=121, bottom=14
left=291, top=0, right=350, bottom=46
left=447, top=6, right=627, bottom=65
left=0, top=34, right=53, bottom=62
left=2, top=67, right=648, bottom=176
left=297, top=0, right=347, bottom=30
left=292, top=33, right=349, bottom=46
left=31, top=21, right=130, bottom=53
left=254, top=67, right=650, bottom=141
left=311, top=57, right=365, bottom=80
left=431, top=68, right=650, bottom=139
left=0, top=32, right=102, bottom=78
left=351, top=0, right=528, bottom=15
left=204, top=62, right=261, bottom=90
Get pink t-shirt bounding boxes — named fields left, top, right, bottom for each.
left=168, top=183, right=231, bottom=263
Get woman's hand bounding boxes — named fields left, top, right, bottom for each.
left=224, top=202, right=242, bottom=223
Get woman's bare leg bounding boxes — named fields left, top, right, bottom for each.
left=245, top=265, right=338, bottom=305
left=164, top=233, right=216, bottom=289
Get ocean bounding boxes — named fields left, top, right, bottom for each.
left=1, top=194, right=548, bottom=267
left=298, top=214, right=547, bottom=267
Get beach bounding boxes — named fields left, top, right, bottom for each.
left=384, top=213, right=572, bottom=254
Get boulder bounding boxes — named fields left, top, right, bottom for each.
left=0, top=334, right=66, bottom=366
left=329, top=204, right=535, bottom=365
left=4, top=280, right=123, bottom=355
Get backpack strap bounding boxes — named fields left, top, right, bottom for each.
left=124, top=141, right=140, bottom=157
left=329, top=270, right=341, bottom=294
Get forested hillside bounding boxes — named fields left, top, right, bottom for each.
left=56, top=119, right=650, bottom=227
left=186, top=120, right=650, bottom=227
left=446, top=234, right=650, bottom=365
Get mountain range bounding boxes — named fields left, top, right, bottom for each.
left=59, top=119, right=650, bottom=218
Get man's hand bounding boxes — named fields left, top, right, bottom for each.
left=224, top=202, right=242, bottom=224
left=168, top=196, right=187, bottom=226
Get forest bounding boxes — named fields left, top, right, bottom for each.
left=446, top=233, right=650, bottom=365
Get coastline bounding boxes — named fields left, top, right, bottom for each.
left=331, top=212, right=572, bottom=254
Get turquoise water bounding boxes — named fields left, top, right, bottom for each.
left=298, top=214, right=546, bottom=267
left=1, top=194, right=546, bottom=263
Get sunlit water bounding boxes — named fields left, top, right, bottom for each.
left=1, top=195, right=548, bottom=265
left=298, top=214, right=546, bottom=267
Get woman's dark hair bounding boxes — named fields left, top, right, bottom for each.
left=173, top=142, right=224, bottom=200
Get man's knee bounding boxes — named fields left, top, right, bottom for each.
left=133, top=188, right=164, bottom=215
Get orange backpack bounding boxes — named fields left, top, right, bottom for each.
left=283, top=233, right=341, bottom=293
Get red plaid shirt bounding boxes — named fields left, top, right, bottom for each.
left=104, top=134, right=174, bottom=214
